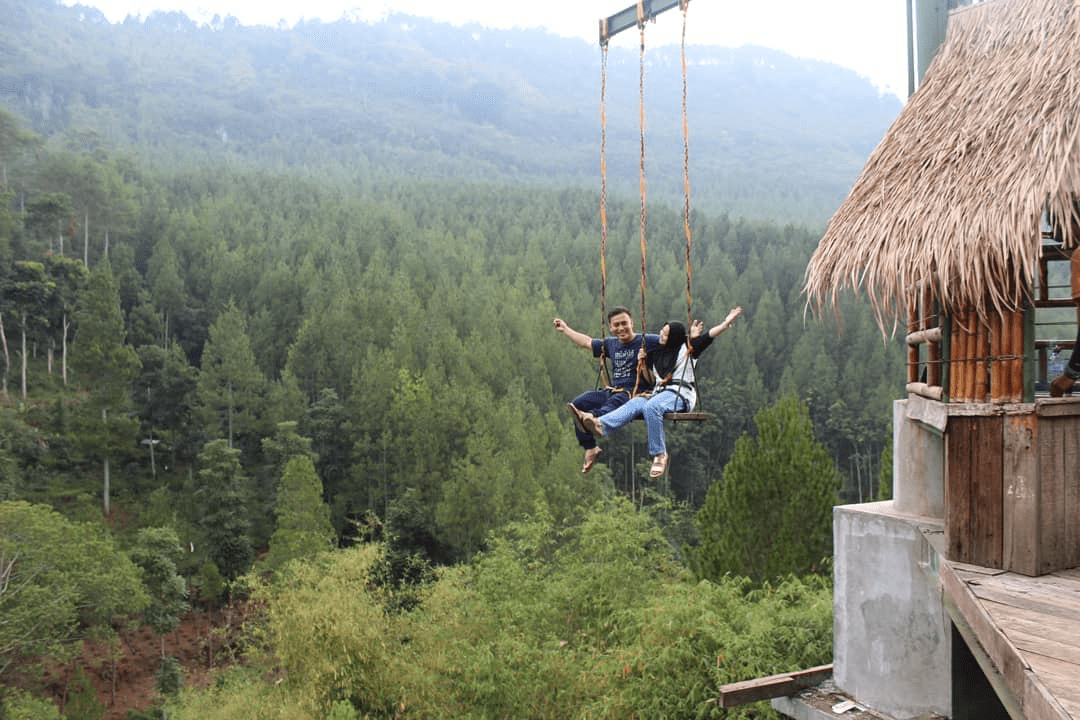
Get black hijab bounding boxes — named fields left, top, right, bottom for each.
left=650, top=321, right=687, bottom=380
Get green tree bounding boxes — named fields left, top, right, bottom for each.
left=3, top=260, right=55, bottom=400
left=692, top=394, right=838, bottom=584
left=0, top=501, right=148, bottom=680
left=194, top=439, right=253, bottom=583
left=136, top=342, right=201, bottom=474
left=71, top=261, right=141, bottom=515
left=43, top=253, right=88, bottom=385
left=262, top=455, right=335, bottom=573
left=197, top=302, right=266, bottom=456
left=22, top=192, right=72, bottom=256
left=130, top=527, right=190, bottom=658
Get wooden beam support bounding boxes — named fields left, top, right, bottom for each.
left=598, top=0, right=682, bottom=45
left=716, top=664, right=832, bottom=708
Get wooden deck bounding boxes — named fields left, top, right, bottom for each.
left=941, top=560, right=1080, bottom=719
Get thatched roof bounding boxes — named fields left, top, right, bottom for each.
left=804, top=0, right=1080, bottom=333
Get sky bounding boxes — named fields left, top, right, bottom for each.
left=67, top=0, right=910, bottom=99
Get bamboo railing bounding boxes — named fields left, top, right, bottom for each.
left=906, top=291, right=1026, bottom=404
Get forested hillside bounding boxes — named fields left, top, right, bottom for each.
left=0, top=0, right=901, bottom=222
left=1, top=2, right=906, bottom=716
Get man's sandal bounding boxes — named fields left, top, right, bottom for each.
left=568, top=403, right=603, bottom=436
left=649, top=453, right=669, bottom=478
left=582, top=447, right=602, bottom=473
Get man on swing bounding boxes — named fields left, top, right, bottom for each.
left=553, top=306, right=661, bottom=473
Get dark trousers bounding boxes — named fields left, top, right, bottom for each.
left=570, top=389, right=630, bottom=449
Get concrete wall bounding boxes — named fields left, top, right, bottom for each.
left=892, top=398, right=945, bottom=519
left=832, top=502, right=951, bottom=719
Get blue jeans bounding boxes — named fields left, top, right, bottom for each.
left=599, top=389, right=688, bottom=456
left=570, top=389, right=630, bottom=450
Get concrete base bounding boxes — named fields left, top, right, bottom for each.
left=832, top=502, right=950, bottom=720
left=892, top=398, right=944, bottom=519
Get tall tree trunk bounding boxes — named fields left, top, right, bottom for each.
left=227, top=380, right=234, bottom=449
left=103, top=408, right=111, bottom=515
left=62, top=311, right=68, bottom=385
left=0, top=311, right=8, bottom=401
left=19, top=313, right=27, bottom=401
left=83, top=212, right=89, bottom=267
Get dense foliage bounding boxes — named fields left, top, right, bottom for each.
left=164, top=501, right=833, bottom=720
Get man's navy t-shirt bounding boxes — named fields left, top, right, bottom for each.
left=592, top=334, right=661, bottom=391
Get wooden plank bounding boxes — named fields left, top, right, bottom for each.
left=1023, top=671, right=1077, bottom=720
left=941, top=563, right=1031, bottom=695
left=947, top=416, right=976, bottom=561
left=1003, top=414, right=1039, bottom=575
left=969, top=584, right=1080, bottom=621
left=1034, top=399, right=1080, bottom=417
left=948, top=566, right=1080, bottom=720
left=963, top=570, right=1080, bottom=607
left=1038, top=417, right=1068, bottom=573
left=716, top=664, right=832, bottom=708
left=1066, top=425, right=1080, bottom=569
left=1019, top=660, right=1080, bottom=720
left=663, top=412, right=708, bottom=422
left=973, top=415, right=1004, bottom=567
left=973, top=597, right=1080, bottom=655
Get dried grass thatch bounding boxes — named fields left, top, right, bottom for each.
left=804, top=0, right=1080, bottom=334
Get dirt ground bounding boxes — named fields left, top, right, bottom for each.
left=37, top=606, right=249, bottom=720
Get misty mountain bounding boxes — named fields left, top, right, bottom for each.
left=0, top=0, right=901, bottom=222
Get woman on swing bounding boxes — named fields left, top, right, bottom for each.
left=570, top=306, right=741, bottom=478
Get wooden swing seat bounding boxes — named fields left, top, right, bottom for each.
left=664, top=412, right=709, bottom=422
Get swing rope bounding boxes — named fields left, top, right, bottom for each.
left=596, top=41, right=613, bottom=389
left=680, top=0, right=693, bottom=329
left=637, top=3, right=648, bottom=337
left=595, top=0, right=705, bottom=420
left=632, top=4, right=650, bottom=397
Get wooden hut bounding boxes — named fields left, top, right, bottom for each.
left=805, top=0, right=1080, bottom=577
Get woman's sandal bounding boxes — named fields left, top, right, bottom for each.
left=649, top=453, right=669, bottom=478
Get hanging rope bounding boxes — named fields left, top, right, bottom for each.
left=680, top=0, right=693, bottom=328
left=599, top=42, right=610, bottom=341
left=637, top=3, right=648, bottom=336
left=596, top=39, right=613, bottom=389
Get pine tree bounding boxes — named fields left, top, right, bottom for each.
left=263, top=455, right=335, bottom=573
left=197, top=302, right=266, bottom=455
left=71, top=261, right=140, bottom=515
left=195, top=439, right=253, bottom=583
left=692, top=394, right=838, bottom=584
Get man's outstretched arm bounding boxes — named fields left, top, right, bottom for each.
left=553, top=317, right=593, bottom=350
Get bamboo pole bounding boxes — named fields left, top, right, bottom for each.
left=989, top=310, right=1002, bottom=403
left=908, top=295, right=920, bottom=384
left=974, top=316, right=989, bottom=403
left=953, top=312, right=969, bottom=402
left=1010, top=309, right=1025, bottom=402
left=924, top=284, right=942, bottom=388
left=965, top=310, right=978, bottom=403
left=906, top=327, right=944, bottom=345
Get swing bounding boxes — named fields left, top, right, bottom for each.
left=598, top=0, right=707, bottom=423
